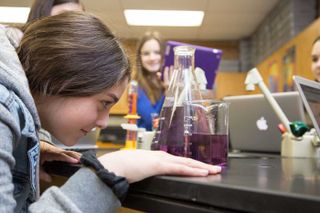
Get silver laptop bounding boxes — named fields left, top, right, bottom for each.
left=293, top=76, right=320, bottom=137
left=223, top=92, right=305, bottom=153
left=52, top=129, right=98, bottom=151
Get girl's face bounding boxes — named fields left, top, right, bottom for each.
left=311, top=40, right=320, bottom=81
left=140, top=39, right=162, bottom=73
left=50, top=2, right=83, bottom=16
left=36, top=80, right=127, bottom=146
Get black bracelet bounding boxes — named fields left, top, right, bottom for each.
left=80, top=150, right=129, bottom=202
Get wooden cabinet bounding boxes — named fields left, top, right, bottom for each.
left=110, top=88, right=128, bottom=115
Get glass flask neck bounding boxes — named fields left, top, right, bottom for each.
left=173, top=46, right=195, bottom=72
left=170, top=46, right=201, bottom=102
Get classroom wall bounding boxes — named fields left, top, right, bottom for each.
left=215, top=16, right=320, bottom=100
left=216, top=17, right=320, bottom=100
left=214, top=72, right=250, bottom=99
left=256, top=17, right=320, bottom=92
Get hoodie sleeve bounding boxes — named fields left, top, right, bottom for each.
left=29, top=168, right=121, bottom=213
left=0, top=120, right=16, bottom=213
left=5, top=26, right=23, bottom=48
left=0, top=25, right=27, bottom=86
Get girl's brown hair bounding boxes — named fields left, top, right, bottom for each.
left=18, top=11, right=130, bottom=97
left=134, top=31, right=165, bottom=104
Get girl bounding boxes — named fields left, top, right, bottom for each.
left=134, top=32, right=166, bottom=131
left=7, top=0, right=84, bottom=48
left=311, top=36, right=320, bottom=81
left=6, top=0, right=87, bottom=185
left=28, top=0, right=84, bottom=21
left=0, top=12, right=221, bottom=212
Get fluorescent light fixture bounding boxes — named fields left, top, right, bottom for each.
left=124, top=10, right=204, bottom=27
left=0, top=7, right=30, bottom=23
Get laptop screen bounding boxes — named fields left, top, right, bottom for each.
left=294, top=76, right=320, bottom=136
left=299, top=84, right=320, bottom=127
left=223, top=92, right=305, bottom=153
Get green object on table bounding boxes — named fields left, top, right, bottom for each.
left=290, top=121, right=310, bottom=137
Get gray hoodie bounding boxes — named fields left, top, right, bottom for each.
left=0, top=25, right=120, bottom=213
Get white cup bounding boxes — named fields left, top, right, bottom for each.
left=138, top=131, right=155, bottom=150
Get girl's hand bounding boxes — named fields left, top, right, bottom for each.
left=40, top=141, right=81, bottom=182
left=98, top=150, right=221, bottom=183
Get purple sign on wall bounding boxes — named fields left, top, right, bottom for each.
left=163, top=40, right=222, bottom=89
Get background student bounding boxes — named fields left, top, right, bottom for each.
left=27, top=0, right=84, bottom=21
left=311, top=36, right=320, bottom=82
left=134, top=31, right=167, bottom=131
left=7, top=0, right=84, bottom=48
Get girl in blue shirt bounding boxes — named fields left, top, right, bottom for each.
left=134, top=32, right=166, bottom=131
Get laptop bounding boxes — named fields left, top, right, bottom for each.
left=223, top=92, right=305, bottom=153
left=163, top=41, right=222, bottom=89
left=293, top=76, right=320, bottom=137
left=52, top=129, right=98, bottom=151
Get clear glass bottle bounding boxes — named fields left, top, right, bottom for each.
left=151, top=46, right=202, bottom=157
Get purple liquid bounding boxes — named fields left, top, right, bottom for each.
left=152, top=106, right=228, bottom=166
left=190, top=134, right=228, bottom=166
left=152, top=106, right=185, bottom=153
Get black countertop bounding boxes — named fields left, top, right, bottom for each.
left=44, top=152, right=320, bottom=212
left=125, top=155, right=320, bottom=213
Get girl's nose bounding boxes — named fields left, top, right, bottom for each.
left=149, top=52, right=157, bottom=60
left=95, top=114, right=109, bottom=129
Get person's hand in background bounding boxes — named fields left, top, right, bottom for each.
left=40, top=141, right=81, bottom=182
left=98, top=149, right=221, bottom=183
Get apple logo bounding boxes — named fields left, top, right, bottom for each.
left=256, top=117, right=268, bottom=130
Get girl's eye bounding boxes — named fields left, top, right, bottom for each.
left=101, top=101, right=112, bottom=109
left=312, top=56, right=318, bottom=63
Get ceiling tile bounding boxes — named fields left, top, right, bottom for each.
left=82, top=0, right=122, bottom=11
left=120, top=0, right=208, bottom=10
left=206, top=0, right=279, bottom=12
left=0, top=0, right=32, bottom=7
left=0, top=0, right=281, bottom=41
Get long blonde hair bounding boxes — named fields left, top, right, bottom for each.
left=134, top=31, right=165, bottom=104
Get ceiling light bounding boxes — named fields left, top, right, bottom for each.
left=0, top=7, right=30, bottom=23
left=124, top=10, right=204, bottom=27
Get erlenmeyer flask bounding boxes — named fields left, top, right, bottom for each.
left=151, top=46, right=202, bottom=157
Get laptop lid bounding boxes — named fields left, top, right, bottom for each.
left=163, top=41, right=222, bottom=89
left=293, top=76, right=320, bottom=137
left=223, top=92, right=305, bottom=153
left=52, top=129, right=98, bottom=150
